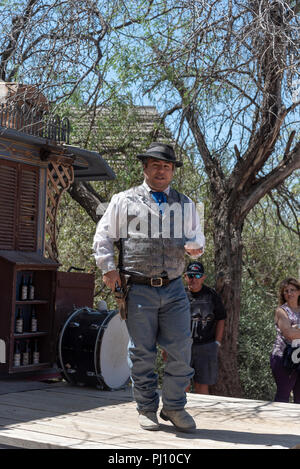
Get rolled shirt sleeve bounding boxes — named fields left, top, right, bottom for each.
left=183, top=196, right=205, bottom=256
left=93, top=194, right=123, bottom=274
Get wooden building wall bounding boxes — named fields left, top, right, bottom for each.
left=0, top=139, right=47, bottom=255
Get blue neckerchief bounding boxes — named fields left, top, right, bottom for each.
left=151, top=191, right=167, bottom=205
left=150, top=191, right=167, bottom=214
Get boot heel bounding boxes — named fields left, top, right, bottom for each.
left=159, top=410, right=169, bottom=421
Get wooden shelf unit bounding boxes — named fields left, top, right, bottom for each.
left=0, top=250, right=95, bottom=376
left=0, top=251, right=58, bottom=374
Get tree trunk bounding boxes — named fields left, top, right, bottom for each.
left=210, top=195, right=244, bottom=398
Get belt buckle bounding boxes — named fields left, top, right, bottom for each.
left=151, top=277, right=163, bottom=287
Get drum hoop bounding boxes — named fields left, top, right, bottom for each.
left=58, top=306, right=95, bottom=384
left=94, top=310, right=117, bottom=385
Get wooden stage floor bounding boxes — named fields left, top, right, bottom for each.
left=0, top=379, right=300, bottom=450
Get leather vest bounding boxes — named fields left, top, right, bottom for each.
left=119, top=184, right=190, bottom=279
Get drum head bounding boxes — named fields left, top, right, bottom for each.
left=99, top=312, right=130, bottom=389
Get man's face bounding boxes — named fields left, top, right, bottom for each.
left=143, top=158, right=174, bottom=191
left=185, top=273, right=206, bottom=293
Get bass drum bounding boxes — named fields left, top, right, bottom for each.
left=57, top=307, right=130, bottom=390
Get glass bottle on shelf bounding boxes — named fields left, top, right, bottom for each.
left=31, top=306, right=38, bottom=332
left=13, top=341, right=21, bottom=367
left=20, top=275, right=28, bottom=301
left=33, top=340, right=39, bottom=364
left=15, top=308, right=23, bottom=334
left=22, top=340, right=31, bottom=366
left=28, top=274, right=35, bottom=300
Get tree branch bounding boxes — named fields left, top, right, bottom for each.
left=0, top=0, right=39, bottom=80
left=240, top=140, right=300, bottom=219
left=68, top=181, right=104, bottom=223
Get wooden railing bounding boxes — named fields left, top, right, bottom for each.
left=0, top=103, right=70, bottom=144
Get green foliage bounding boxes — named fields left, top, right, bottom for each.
left=238, top=197, right=299, bottom=401
left=239, top=278, right=277, bottom=401
left=56, top=193, right=94, bottom=270
left=57, top=190, right=117, bottom=311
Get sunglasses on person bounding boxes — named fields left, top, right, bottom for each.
left=185, top=273, right=203, bottom=279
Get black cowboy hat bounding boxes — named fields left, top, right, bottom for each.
left=137, top=142, right=183, bottom=167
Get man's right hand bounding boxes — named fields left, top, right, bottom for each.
left=102, top=270, right=121, bottom=291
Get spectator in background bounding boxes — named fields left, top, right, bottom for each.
left=270, top=278, right=300, bottom=403
left=185, top=262, right=226, bottom=394
left=162, top=261, right=226, bottom=394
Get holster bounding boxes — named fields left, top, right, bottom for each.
left=114, top=273, right=130, bottom=320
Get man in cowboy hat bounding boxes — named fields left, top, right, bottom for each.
left=93, top=142, right=205, bottom=432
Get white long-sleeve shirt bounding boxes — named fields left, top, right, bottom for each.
left=93, top=181, right=205, bottom=274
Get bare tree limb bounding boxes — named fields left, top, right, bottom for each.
left=68, top=181, right=104, bottom=223
left=240, top=141, right=300, bottom=219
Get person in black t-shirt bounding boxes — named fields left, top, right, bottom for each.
left=185, top=261, right=226, bottom=394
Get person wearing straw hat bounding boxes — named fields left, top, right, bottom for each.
left=93, top=142, right=205, bottom=432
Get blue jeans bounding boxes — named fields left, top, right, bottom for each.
left=126, top=277, right=193, bottom=412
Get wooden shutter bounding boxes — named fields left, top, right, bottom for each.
left=0, top=159, right=39, bottom=251
left=0, top=161, right=18, bottom=250
left=17, top=165, right=39, bottom=251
